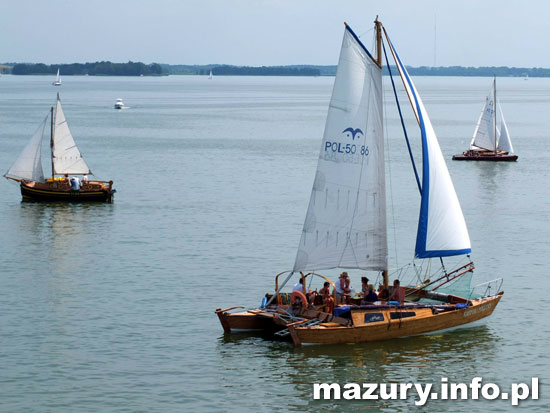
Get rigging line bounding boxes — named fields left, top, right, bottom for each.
left=358, top=27, right=374, bottom=39
left=382, top=69, right=399, bottom=270
left=382, top=39, right=421, bottom=194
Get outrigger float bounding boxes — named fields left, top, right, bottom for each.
left=216, top=18, right=503, bottom=346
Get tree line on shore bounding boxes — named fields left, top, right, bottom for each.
left=5, top=62, right=550, bottom=77
left=11, top=61, right=163, bottom=76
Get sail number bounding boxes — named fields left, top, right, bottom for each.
left=325, top=141, right=369, bottom=156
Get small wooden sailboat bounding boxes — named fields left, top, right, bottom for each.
left=4, top=94, right=115, bottom=202
left=216, top=19, right=503, bottom=346
left=52, top=68, right=62, bottom=86
left=453, top=77, right=517, bottom=161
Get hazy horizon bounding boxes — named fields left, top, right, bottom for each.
left=1, top=0, right=547, bottom=67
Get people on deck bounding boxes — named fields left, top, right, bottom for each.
left=360, top=276, right=369, bottom=298
left=362, top=284, right=378, bottom=304
left=319, top=281, right=334, bottom=313
left=377, top=284, right=390, bottom=301
left=335, top=272, right=352, bottom=304
left=70, top=176, right=81, bottom=191
left=293, top=278, right=305, bottom=293
left=390, top=279, right=405, bottom=304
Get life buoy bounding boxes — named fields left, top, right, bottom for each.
left=290, top=291, right=308, bottom=310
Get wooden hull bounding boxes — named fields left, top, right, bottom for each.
left=20, top=182, right=115, bottom=202
left=452, top=153, right=518, bottom=162
left=215, top=308, right=280, bottom=332
left=289, top=294, right=502, bottom=345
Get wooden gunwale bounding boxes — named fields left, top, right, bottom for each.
left=291, top=293, right=502, bottom=346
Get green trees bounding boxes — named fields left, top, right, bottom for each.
left=12, top=61, right=164, bottom=76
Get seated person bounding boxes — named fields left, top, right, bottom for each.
left=390, top=279, right=405, bottom=304
left=293, top=278, right=305, bottom=293
left=377, top=284, right=390, bottom=301
left=293, top=276, right=316, bottom=304
left=362, top=284, right=378, bottom=304
left=318, top=281, right=334, bottom=313
left=359, top=276, right=369, bottom=298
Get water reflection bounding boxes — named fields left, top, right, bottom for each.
left=15, top=202, right=115, bottom=275
left=216, top=326, right=499, bottom=412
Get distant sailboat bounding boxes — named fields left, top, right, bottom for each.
left=4, top=94, right=115, bottom=201
left=52, top=68, right=62, bottom=86
left=208, top=70, right=213, bottom=79
left=453, top=77, right=517, bottom=161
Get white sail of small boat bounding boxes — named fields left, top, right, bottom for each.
left=470, top=83, right=496, bottom=151
left=208, top=70, right=213, bottom=79
left=497, top=103, right=514, bottom=153
left=52, top=97, right=91, bottom=175
left=52, top=68, right=62, bottom=86
left=4, top=115, right=48, bottom=182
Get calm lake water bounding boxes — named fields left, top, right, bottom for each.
left=0, top=74, right=548, bottom=412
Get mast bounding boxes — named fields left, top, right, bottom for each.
left=375, top=17, right=386, bottom=287
left=50, top=105, right=54, bottom=178
left=494, top=76, right=497, bottom=154
left=375, top=17, right=386, bottom=288
left=374, top=17, right=383, bottom=68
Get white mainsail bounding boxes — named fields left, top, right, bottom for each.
left=52, top=97, right=91, bottom=175
left=497, top=104, right=514, bottom=153
left=470, top=84, right=496, bottom=151
left=386, top=34, right=471, bottom=258
left=4, top=115, right=47, bottom=182
left=293, top=26, right=387, bottom=272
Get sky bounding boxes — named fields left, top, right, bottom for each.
left=0, top=0, right=547, bottom=68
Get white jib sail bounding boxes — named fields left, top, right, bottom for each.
left=5, top=115, right=47, bottom=182
left=293, top=26, right=387, bottom=272
left=52, top=98, right=91, bottom=175
left=387, top=36, right=471, bottom=258
left=497, top=103, right=514, bottom=153
left=470, top=86, right=496, bottom=151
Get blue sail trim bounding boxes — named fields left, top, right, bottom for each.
left=419, top=248, right=472, bottom=259
left=344, top=25, right=378, bottom=66
left=388, top=38, right=471, bottom=258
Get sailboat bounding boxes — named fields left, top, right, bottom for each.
left=4, top=94, right=115, bottom=202
left=215, top=19, right=503, bottom=345
left=52, top=69, right=62, bottom=86
left=452, top=78, right=517, bottom=161
left=208, top=70, right=213, bottom=79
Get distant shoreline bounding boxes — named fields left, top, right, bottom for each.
left=1, top=62, right=548, bottom=77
